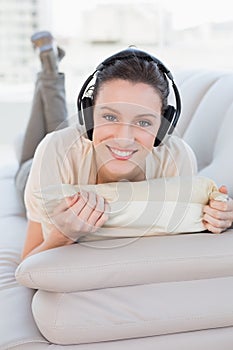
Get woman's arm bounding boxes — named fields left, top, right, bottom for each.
left=21, top=220, right=73, bottom=260
left=21, top=191, right=109, bottom=260
left=21, top=221, right=44, bottom=260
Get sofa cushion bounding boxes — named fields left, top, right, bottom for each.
left=15, top=229, right=233, bottom=292
left=198, top=102, right=233, bottom=197
left=31, top=276, right=233, bottom=345
left=0, top=286, right=47, bottom=349
left=178, top=72, right=233, bottom=197
left=0, top=212, right=47, bottom=349
left=174, top=70, right=225, bottom=137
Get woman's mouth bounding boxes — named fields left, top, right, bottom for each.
left=106, top=146, right=137, bottom=160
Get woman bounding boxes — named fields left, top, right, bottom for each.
left=19, top=32, right=233, bottom=260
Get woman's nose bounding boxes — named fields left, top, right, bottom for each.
left=115, top=123, right=134, bottom=144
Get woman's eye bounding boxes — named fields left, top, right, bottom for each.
left=103, top=114, right=117, bottom=122
left=136, top=120, right=152, bottom=127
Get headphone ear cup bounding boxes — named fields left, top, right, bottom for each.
left=82, top=96, right=94, bottom=140
left=154, top=105, right=175, bottom=146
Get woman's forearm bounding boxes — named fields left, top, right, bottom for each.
left=21, top=228, right=73, bottom=260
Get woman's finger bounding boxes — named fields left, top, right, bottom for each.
left=85, top=194, right=105, bottom=226
left=218, top=185, right=228, bottom=195
left=203, top=212, right=232, bottom=230
left=203, top=221, right=224, bottom=234
left=78, top=191, right=98, bottom=222
left=203, top=204, right=232, bottom=221
left=94, top=201, right=110, bottom=228
left=208, top=200, right=228, bottom=211
left=52, top=193, right=79, bottom=215
left=67, top=191, right=89, bottom=216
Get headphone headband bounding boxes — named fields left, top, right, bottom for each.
left=77, top=48, right=181, bottom=146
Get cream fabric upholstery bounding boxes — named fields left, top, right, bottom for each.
left=31, top=277, right=233, bottom=345
left=16, top=231, right=233, bottom=293
left=1, top=69, right=233, bottom=349
left=175, top=70, right=233, bottom=197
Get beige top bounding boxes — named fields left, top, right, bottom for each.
left=24, top=125, right=198, bottom=236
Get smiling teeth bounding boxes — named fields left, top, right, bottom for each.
left=110, top=148, right=134, bottom=157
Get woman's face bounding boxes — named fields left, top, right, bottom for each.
left=92, top=79, right=162, bottom=183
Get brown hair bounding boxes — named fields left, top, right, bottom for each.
left=92, top=54, right=169, bottom=115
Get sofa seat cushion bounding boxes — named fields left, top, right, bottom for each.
left=4, top=327, right=233, bottom=350
left=16, top=229, right=233, bottom=292
left=31, top=276, right=233, bottom=345
left=0, top=285, right=47, bottom=350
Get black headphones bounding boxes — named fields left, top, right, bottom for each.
left=77, top=47, right=181, bottom=146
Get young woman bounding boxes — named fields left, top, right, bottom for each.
left=18, top=32, right=233, bottom=260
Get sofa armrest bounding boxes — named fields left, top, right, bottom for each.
left=15, top=229, right=233, bottom=292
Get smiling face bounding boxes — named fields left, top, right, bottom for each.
left=92, top=79, right=162, bottom=183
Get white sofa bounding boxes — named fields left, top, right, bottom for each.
left=1, top=69, right=233, bottom=349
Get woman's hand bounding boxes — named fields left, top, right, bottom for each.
left=21, top=191, right=109, bottom=260
left=50, top=190, right=109, bottom=241
left=203, top=185, right=233, bottom=234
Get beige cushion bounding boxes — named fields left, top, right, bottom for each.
left=15, top=229, right=233, bottom=293
left=31, top=277, right=233, bottom=345
left=178, top=73, right=233, bottom=198
left=0, top=175, right=47, bottom=349
left=34, top=175, right=226, bottom=241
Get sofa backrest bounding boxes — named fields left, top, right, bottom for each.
left=174, top=70, right=233, bottom=197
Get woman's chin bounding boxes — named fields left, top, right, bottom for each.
left=98, top=160, right=145, bottom=182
